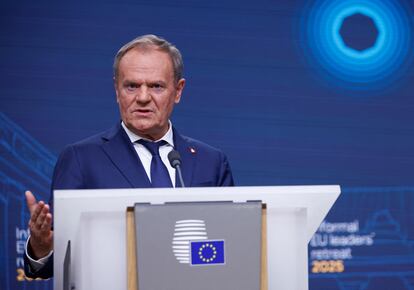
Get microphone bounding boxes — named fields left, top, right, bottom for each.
left=168, top=150, right=185, bottom=187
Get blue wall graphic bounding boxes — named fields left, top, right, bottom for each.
left=309, top=187, right=414, bottom=290
left=1, top=0, right=413, bottom=289
left=300, top=0, right=414, bottom=92
left=0, top=113, right=55, bottom=289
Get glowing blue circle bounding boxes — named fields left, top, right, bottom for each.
left=332, top=6, right=384, bottom=59
left=300, top=0, right=413, bottom=91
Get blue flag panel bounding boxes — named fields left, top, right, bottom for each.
left=190, top=240, right=225, bottom=266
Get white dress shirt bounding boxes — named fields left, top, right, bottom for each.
left=121, top=121, right=176, bottom=187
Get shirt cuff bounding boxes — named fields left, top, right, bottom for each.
left=25, top=235, right=53, bottom=271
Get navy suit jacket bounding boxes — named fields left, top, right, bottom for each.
left=24, top=122, right=234, bottom=278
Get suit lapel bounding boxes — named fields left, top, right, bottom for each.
left=101, top=123, right=152, bottom=188
left=173, top=128, right=195, bottom=187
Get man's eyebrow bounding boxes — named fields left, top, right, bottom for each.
left=150, top=80, right=167, bottom=85
left=123, top=80, right=138, bottom=84
left=122, top=79, right=167, bottom=86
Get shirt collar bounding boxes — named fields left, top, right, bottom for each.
left=121, top=121, right=174, bottom=147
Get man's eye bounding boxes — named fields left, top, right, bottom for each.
left=125, top=83, right=138, bottom=91
left=150, top=83, right=164, bottom=91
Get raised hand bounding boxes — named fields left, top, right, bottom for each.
left=25, top=190, right=54, bottom=259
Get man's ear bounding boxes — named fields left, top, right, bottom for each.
left=174, top=78, right=186, bottom=104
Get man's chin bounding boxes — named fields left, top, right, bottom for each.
left=126, top=122, right=166, bottom=140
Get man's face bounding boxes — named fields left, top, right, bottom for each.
left=115, top=48, right=185, bottom=140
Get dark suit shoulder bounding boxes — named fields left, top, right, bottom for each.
left=52, top=123, right=133, bottom=190
left=180, top=135, right=224, bottom=152
left=173, top=129, right=234, bottom=187
left=174, top=130, right=228, bottom=159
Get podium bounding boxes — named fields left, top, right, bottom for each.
left=54, top=185, right=340, bottom=290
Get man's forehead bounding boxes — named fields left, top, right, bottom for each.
left=119, top=48, right=172, bottom=71
left=117, top=52, right=174, bottom=83
left=122, top=47, right=170, bottom=62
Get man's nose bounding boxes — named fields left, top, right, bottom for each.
left=135, top=85, right=151, bottom=103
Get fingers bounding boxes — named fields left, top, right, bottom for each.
left=40, top=213, right=53, bottom=233
left=29, top=200, right=45, bottom=227
left=25, top=191, right=37, bottom=215
left=35, top=205, right=52, bottom=233
left=34, top=204, right=48, bottom=228
left=26, top=190, right=53, bottom=234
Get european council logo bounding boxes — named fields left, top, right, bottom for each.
left=172, top=220, right=208, bottom=264
left=190, top=240, right=225, bottom=266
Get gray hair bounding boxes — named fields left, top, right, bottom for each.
left=113, top=34, right=184, bottom=83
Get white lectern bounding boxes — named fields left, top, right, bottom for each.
left=54, top=185, right=340, bottom=290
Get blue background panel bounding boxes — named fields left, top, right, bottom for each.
left=1, top=0, right=413, bottom=289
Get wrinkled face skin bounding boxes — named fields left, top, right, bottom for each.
left=115, top=48, right=185, bottom=140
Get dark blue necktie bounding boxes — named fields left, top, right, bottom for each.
left=138, top=140, right=173, bottom=188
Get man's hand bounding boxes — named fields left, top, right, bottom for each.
left=25, top=190, right=54, bottom=259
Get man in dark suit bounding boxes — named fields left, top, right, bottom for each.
left=24, top=34, right=234, bottom=279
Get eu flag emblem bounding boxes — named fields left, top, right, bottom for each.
left=190, top=240, right=225, bottom=266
